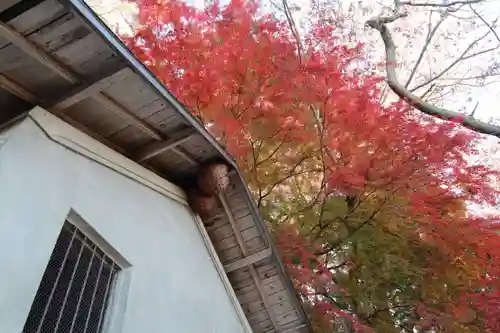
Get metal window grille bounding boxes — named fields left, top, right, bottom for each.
left=23, top=221, right=121, bottom=333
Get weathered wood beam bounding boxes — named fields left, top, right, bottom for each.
left=171, top=147, right=199, bottom=166
left=281, top=323, right=307, bottom=333
left=0, top=22, right=162, bottom=141
left=93, top=93, right=163, bottom=140
left=0, top=23, right=199, bottom=167
left=218, top=193, right=280, bottom=331
left=135, top=128, right=196, bottom=162
left=0, top=74, right=39, bottom=104
left=0, top=21, right=78, bottom=84
left=224, top=247, right=272, bottom=273
left=50, top=68, right=131, bottom=111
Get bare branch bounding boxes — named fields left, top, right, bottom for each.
left=400, top=0, right=484, bottom=7
left=469, top=4, right=500, bottom=43
left=405, top=10, right=448, bottom=88
left=367, top=15, right=500, bottom=138
left=409, top=21, right=500, bottom=92
left=471, top=101, right=480, bottom=117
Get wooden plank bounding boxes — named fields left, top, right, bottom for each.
left=249, top=265, right=280, bottom=329
left=93, top=93, right=162, bottom=140
left=238, top=289, right=262, bottom=305
left=219, top=193, right=248, bottom=254
left=134, top=128, right=196, bottom=162
left=252, top=318, right=274, bottom=332
left=242, top=298, right=267, bottom=315
left=255, top=262, right=279, bottom=278
left=50, top=67, right=131, bottom=110
left=247, top=309, right=273, bottom=326
left=0, top=0, right=22, bottom=12
left=281, top=323, right=308, bottom=333
left=261, top=274, right=284, bottom=295
left=171, top=146, right=198, bottom=165
left=276, top=310, right=300, bottom=327
left=271, top=299, right=295, bottom=316
left=102, top=71, right=161, bottom=111
left=5, top=0, right=66, bottom=37
left=0, top=74, right=38, bottom=103
left=224, top=248, right=272, bottom=273
left=217, top=234, right=240, bottom=252
left=268, top=289, right=290, bottom=307
left=209, top=223, right=234, bottom=242
left=0, top=22, right=198, bottom=164
left=236, top=213, right=257, bottom=230
left=242, top=226, right=262, bottom=242
left=218, top=246, right=243, bottom=263
left=219, top=192, right=280, bottom=331
left=0, top=21, right=79, bottom=83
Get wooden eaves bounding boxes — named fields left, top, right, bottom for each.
left=0, top=0, right=312, bottom=332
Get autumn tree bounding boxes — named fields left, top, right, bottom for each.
left=122, top=0, right=500, bottom=331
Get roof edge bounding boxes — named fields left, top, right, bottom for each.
left=64, top=0, right=312, bottom=330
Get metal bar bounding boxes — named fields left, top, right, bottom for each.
left=36, top=227, right=78, bottom=333
left=69, top=245, right=97, bottom=333
left=69, top=228, right=116, bottom=269
left=96, top=262, right=115, bottom=332
left=83, top=254, right=106, bottom=333
left=53, top=235, right=86, bottom=333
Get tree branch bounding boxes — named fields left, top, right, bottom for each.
left=367, top=14, right=500, bottom=138
left=405, top=11, right=448, bottom=88
left=400, top=0, right=483, bottom=7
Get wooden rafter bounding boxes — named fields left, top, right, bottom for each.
left=93, top=93, right=163, bottom=140
left=0, top=21, right=78, bottom=84
left=0, top=20, right=199, bottom=166
left=0, top=74, right=39, bottom=104
left=50, top=68, right=131, bottom=111
left=135, top=128, right=196, bottom=162
left=218, top=193, right=280, bottom=331
left=224, top=247, right=272, bottom=273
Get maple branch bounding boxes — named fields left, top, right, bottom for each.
left=367, top=14, right=500, bottom=139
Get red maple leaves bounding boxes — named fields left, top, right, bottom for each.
left=123, top=0, right=500, bottom=331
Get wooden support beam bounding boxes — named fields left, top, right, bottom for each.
left=135, top=128, right=196, bottom=162
left=0, top=21, right=79, bottom=84
left=218, top=193, right=280, bottom=331
left=281, top=324, right=307, bottom=333
left=0, top=22, right=163, bottom=141
left=224, top=247, right=272, bottom=273
left=171, top=147, right=199, bottom=166
left=93, top=93, right=163, bottom=140
left=50, top=68, right=131, bottom=111
left=0, top=23, right=200, bottom=167
left=0, top=74, right=39, bottom=104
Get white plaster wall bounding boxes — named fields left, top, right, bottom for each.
left=0, top=117, right=245, bottom=333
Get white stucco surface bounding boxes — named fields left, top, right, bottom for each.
left=0, top=116, right=245, bottom=333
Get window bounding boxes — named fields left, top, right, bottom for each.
left=23, top=221, right=121, bottom=333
